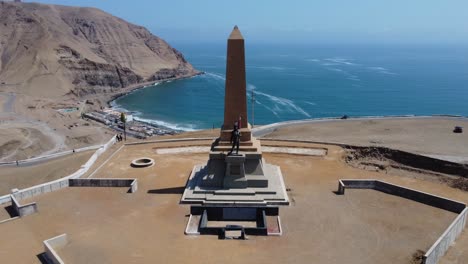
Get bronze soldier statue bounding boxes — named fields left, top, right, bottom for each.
left=228, top=122, right=241, bottom=155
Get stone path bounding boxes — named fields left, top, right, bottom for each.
left=155, top=146, right=326, bottom=156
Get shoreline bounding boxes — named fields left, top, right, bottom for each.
left=104, top=71, right=204, bottom=108
left=80, top=72, right=205, bottom=137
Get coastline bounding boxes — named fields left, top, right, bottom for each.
left=81, top=71, right=206, bottom=137
left=104, top=71, right=205, bottom=108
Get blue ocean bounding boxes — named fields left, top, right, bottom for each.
left=112, top=43, right=468, bottom=131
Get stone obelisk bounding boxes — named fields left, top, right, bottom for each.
left=220, top=26, right=251, bottom=142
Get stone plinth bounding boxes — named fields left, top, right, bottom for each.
left=180, top=161, right=289, bottom=206
left=219, top=126, right=252, bottom=142
left=212, top=136, right=260, bottom=153
left=224, top=154, right=247, bottom=188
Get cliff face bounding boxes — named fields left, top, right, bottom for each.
left=0, top=2, right=198, bottom=98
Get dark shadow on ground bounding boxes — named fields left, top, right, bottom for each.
left=4, top=205, right=18, bottom=218
left=211, top=138, right=220, bottom=151
left=147, top=187, right=185, bottom=194
left=36, top=253, right=49, bottom=264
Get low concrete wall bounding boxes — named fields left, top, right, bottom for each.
left=69, top=178, right=138, bottom=193
left=124, top=137, right=216, bottom=146
left=338, top=179, right=466, bottom=213
left=337, top=179, right=467, bottom=264
left=0, top=136, right=117, bottom=205
left=424, top=207, right=468, bottom=264
left=337, top=179, right=376, bottom=194
left=130, top=180, right=138, bottom=193
left=10, top=194, right=37, bottom=217
left=375, top=181, right=466, bottom=214
left=43, top=233, right=67, bottom=264
left=0, top=144, right=101, bottom=167
left=11, top=178, right=69, bottom=201
left=0, top=194, right=10, bottom=205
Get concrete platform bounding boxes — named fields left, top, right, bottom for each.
left=0, top=141, right=464, bottom=264
left=212, top=137, right=261, bottom=152
left=181, top=163, right=289, bottom=206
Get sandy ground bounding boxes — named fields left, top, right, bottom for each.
left=262, top=117, right=468, bottom=163
left=0, top=150, right=94, bottom=195
left=0, top=92, right=113, bottom=162
left=0, top=142, right=467, bottom=263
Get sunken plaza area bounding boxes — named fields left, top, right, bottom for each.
left=1, top=137, right=468, bottom=264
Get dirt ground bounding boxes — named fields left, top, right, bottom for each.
left=264, top=117, right=468, bottom=163
left=0, top=92, right=113, bottom=162
left=0, top=150, right=94, bottom=195
left=0, top=142, right=467, bottom=264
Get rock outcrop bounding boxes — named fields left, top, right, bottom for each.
left=0, top=1, right=198, bottom=99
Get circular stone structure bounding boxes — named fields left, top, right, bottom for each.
left=131, top=158, right=154, bottom=168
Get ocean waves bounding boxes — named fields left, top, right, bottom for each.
left=133, top=116, right=198, bottom=132
left=204, top=72, right=311, bottom=118
left=111, top=44, right=468, bottom=129
left=306, top=57, right=397, bottom=79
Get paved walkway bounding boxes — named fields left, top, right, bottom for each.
left=155, top=145, right=326, bottom=156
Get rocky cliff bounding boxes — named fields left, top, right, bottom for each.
left=0, top=2, right=198, bottom=99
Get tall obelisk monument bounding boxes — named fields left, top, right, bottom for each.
left=181, top=26, right=289, bottom=207
left=221, top=26, right=251, bottom=142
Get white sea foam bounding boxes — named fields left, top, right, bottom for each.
left=254, top=99, right=280, bottom=118
left=206, top=73, right=310, bottom=118
left=254, top=90, right=311, bottom=118
left=305, top=58, right=320, bottom=62
left=325, top=57, right=358, bottom=66
left=134, top=116, right=198, bottom=131
left=250, top=84, right=310, bottom=117
left=326, top=67, right=360, bottom=82
left=304, top=101, right=317, bottom=106
left=322, top=62, right=340, bottom=66
left=248, top=66, right=291, bottom=71
left=285, top=73, right=315, bottom=78
left=205, top=72, right=226, bottom=81
left=367, top=66, right=397, bottom=75
left=347, top=75, right=361, bottom=81
left=110, top=102, right=198, bottom=132
left=327, top=68, right=345, bottom=73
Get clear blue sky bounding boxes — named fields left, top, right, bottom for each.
left=27, top=0, right=468, bottom=45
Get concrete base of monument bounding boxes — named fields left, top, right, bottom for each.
left=180, top=162, right=289, bottom=206
left=219, top=124, right=253, bottom=142
left=212, top=137, right=261, bottom=153
left=184, top=206, right=282, bottom=238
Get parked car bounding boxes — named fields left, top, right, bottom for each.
left=453, top=126, right=463, bottom=133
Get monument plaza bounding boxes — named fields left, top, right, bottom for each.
left=0, top=27, right=466, bottom=264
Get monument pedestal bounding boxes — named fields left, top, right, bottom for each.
left=219, top=125, right=252, bottom=142
left=224, top=155, right=247, bottom=188
left=181, top=144, right=288, bottom=206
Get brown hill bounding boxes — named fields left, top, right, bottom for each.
left=0, top=1, right=198, bottom=99
left=0, top=1, right=200, bottom=160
